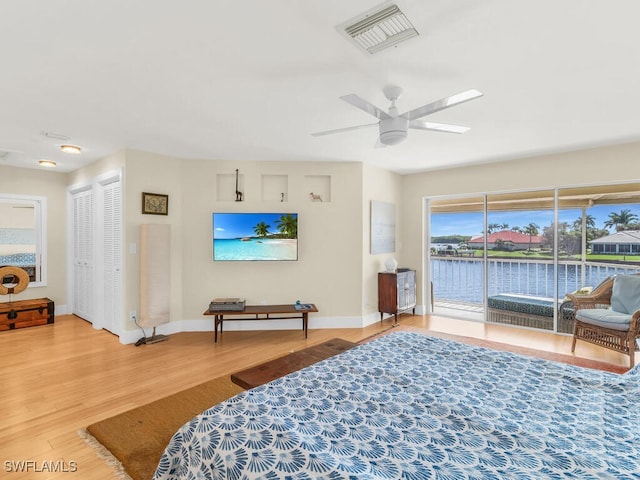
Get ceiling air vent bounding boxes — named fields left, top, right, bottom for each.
left=340, top=3, right=419, bottom=55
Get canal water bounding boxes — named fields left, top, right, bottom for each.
left=431, top=258, right=637, bottom=303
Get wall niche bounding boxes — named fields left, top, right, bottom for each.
left=305, top=175, right=331, bottom=202
left=261, top=175, right=288, bottom=202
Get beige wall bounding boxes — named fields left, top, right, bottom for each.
left=177, top=158, right=365, bottom=331
left=362, top=163, right=403, bottom=323
left=94, top=151, right=365, bottom=335
left=400, top=140, right=640, bottom=309
left=0, top=165, right=68, bottom=305
left=16, top=149, right=366, bottom=338
left=6, top=139, right=639, bottom=339
left=67, top=151, right=126, bottom=187
left=124, top=150, right=184, bottom=332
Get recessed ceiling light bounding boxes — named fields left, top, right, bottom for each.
left=38, top=160, right=57, bottom=168
left=60, top=144, right=82, bottom=154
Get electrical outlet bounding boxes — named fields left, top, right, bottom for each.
left=130, top=310, right=136, bottom=322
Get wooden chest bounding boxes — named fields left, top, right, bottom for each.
left=0, top=297, right=54, bottom=331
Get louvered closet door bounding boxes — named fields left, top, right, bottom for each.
left=102, top=179, right=122, bottom=333
left=72, top=189, right=94, bottom=321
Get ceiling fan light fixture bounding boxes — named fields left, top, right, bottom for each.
left=379, top=115, right=408, bottom=146
left=340, top=3, right=419, bottom=55
left=379, top=130, right=407, bottom=146
left=60, top=144, right=82, bottom=154
left=38, top=159, right=57, bottom=168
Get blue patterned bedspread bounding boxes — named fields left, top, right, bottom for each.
left=153, top=332, right=640, bottom=479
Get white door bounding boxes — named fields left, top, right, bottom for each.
left=71, top=188, right=94, bottom=321
left=101, top=179, right=122, bottom=333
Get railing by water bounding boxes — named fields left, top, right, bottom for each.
left=431, top=257, right=640, bottom=306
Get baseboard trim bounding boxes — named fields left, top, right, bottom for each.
left=118, top=314, right=387, bottom=345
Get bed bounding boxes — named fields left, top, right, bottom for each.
left=153, top=331, right=640, bottom=479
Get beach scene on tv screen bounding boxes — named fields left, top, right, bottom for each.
left=213, top=213, right=298, bottom=261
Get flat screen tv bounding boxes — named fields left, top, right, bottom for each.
left=212, top=212, right=298, bottom=261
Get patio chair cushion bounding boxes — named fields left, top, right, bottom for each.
left=487, top=294, right=554, bottom=317
left=575, top=308, right=632, bottom=331
left=611, top=274, right=640, bottom=315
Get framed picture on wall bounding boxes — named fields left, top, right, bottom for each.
left=142, top=192, right=169, bottom=215
left=370, top=200, right=395, bottom=254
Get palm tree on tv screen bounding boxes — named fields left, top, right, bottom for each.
left=276, top=214, right=297, bottom=239
left=253, top=222, right=270, bottom=238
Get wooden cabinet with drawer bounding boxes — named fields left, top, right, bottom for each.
left=0, top=298, right=54, bottom=331
left=378, top=269, right=416, bottom=324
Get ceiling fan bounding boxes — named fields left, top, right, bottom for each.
left=311, top=86, right=483, bottom=147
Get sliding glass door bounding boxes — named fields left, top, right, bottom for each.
left=485, top=191, right=555, bottom=331
left=429, top=196, right=485, bottom=321
left=428, top=182, right=640, bottom=333
left=556, top=185, right=640, bottom=333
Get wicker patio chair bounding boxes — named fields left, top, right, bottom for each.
left=567, top=274, right=640, bottom=367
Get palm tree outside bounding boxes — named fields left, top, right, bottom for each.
left=523, top=223, right=540, bottom=251
left=604, top=209, right=640, bottom=232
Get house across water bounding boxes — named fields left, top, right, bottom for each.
left=590, top=230, right=640, bottom=254
left=468, top=230, right=546, bottom=251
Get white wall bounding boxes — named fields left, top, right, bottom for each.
left=400, top=140, right=640, bottom=308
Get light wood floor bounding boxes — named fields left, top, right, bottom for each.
left=0, top=314, right=632, bottom=479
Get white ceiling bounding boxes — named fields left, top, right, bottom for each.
left=1, top=0, right=639, bottom=174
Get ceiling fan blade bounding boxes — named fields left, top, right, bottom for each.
left=409, top=120, right=470, bottom=134
left=401, top=89, right=483, bottom=121
left=311, top=123, right=378, bottom=137
left=340, top=94, right=392, bottom=120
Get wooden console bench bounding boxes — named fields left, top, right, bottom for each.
left=204, top=303, right=318, bottom=343
left=231, top=338, right=356, bottom=389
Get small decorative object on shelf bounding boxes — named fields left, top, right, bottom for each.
left=142, top=192, right=169, bottom=215
left=310, top=192, right=322, bottom=202
left=235, top=169, right=243, bottom=202
left=0, top=266, right=30, bottom=295
left=384, top=257, right=398, bottom=273
left=295, top=300, right=313, bottom=310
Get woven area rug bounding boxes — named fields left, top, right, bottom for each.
left=80, top=376, right=244, bottom=480
left=81, top=328, right=627, bottom=480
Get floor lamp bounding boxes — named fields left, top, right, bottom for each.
left=136, top=223, right=170, bottom=345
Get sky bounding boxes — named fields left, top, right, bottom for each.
left=213, top=213, right=297, bottom=239
left=430, top=204, right=640, bottom=238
